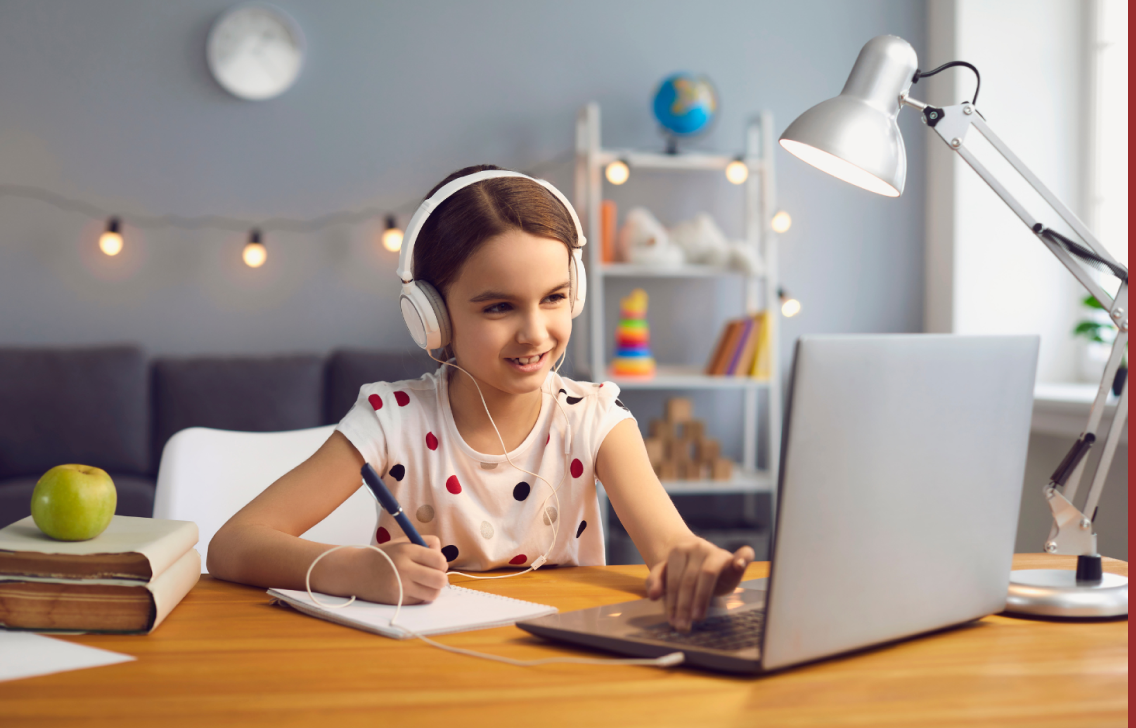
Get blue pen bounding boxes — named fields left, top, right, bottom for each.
left=361, top=464, right=427, bottom=547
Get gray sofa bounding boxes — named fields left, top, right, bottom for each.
left=0, top=345, right=434, bottom=528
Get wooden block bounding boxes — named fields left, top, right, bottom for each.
left=670, top=438, right=692, bottom=462
left=681, top=419, right=705, bottom=441
left=643, top=438, right=666, bottom=468
left=658, top=461, right=677, bottom=481
left=711, top=458, right=733, bottom=481
left=695, top=438, right=720, bottom=463
left=665, top=397, right=694, bottom=424
left=649, top=419, right=676, bottom=440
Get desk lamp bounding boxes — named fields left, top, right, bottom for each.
left=779, top=36, right=1128, bottom=618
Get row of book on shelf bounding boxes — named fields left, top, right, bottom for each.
left=704, top=311, right=772, bottom=379
left=0, top=516, right=200, bottom=633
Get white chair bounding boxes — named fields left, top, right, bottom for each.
left=153, top=425, right=376, bottom=573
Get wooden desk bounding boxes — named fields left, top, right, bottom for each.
left=2, top=555, right=1127, bottom=728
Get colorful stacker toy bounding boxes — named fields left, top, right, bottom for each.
left=611, top=288, right=656, bottom=378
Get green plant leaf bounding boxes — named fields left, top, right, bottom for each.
left=1082, top=295, right=1106, bottom=309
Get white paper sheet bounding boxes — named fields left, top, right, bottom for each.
left=0, top=632, right=134, bottom=682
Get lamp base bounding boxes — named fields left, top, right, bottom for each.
left=1004, top=570, right=1128, bottom=618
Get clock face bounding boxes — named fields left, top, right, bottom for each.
left=207, top=4, right=305, bottom=100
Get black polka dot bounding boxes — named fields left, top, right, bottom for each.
left=441, top=545, right=459, bottom=562
left=614, top=399, right=629, bottom=411
left=566, top=395, right=583, bottom=405
left=576, top=520, right=587, bottom=538
left=558, top=388, right=567, bottom=396
left=388, top=464, right=405, bottom=481
left=513, top=482, right=531, bottom=501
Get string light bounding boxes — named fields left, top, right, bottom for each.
left=725, top=157, right=749, bottom=185
left=242, top=229, right=267, bottom=268
left=0, top=151, right=573, bottom=268
left=605, top=159, right=630, bottom=185
left=381, top=215, right=404, bottom=252
left=771, top=210, right=792, bottom=233
left=779, top=287, right=801, bottom=317
left=98, top=217, right=124, bottom=256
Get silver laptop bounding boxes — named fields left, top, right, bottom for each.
left=518, top=335, right=1039, bottom=674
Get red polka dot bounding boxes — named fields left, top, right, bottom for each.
left=509, top=554, right=528, bottom=565
left=426, top=432, right=439, bottom=450
left=446, top=475, right=462, bottom=494
left=546, top=433, right=550, bottom=446
left=368, top=394, right=383, bottom=410
left=376, top=527, right=391, bottom=544
left=570, top=458, right=584, bottom=478
left=394, top=391, right=410, bottom=407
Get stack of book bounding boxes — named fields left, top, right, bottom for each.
left=0, top=515, right=200, bottom=633
left=704, top=311, right=772, bottom=379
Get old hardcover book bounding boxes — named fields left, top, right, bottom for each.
left=0, top=516, right=199, bottom=581
left=0, top=547, right=200, bottom=633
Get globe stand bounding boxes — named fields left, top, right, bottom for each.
left=664, top=133, right=679, bottom=155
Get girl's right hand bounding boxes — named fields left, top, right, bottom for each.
left=359, top=535, right=449, bottom=605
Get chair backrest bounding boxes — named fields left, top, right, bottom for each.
left=153, top=425, right=376, bottom=573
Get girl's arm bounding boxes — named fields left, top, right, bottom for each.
left=207, top=431, right=448, bottom=604
left=595, top=419, right=754, bottom=632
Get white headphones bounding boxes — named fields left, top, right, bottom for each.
left=396, top=170, right=588, bottom=350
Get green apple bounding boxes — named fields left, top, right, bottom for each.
left=30, top=464, right=117, bottom=541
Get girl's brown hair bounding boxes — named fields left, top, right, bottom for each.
left=412, top=164, right=580, bottom=297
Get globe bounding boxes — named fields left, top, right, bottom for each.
left=652, top=73, right=718, bottom=138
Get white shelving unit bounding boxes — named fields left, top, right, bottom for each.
left=573, top=102, right=782, bottom=506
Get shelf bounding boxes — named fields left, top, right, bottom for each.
left=659, top=467, right=774, bottom=495
left=595, top=149, right=764, bottom=172
left=600, top=262, right=764, bottom=278
left=607, top=364, right=769, bottom=390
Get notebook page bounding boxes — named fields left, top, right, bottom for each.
left=267, top=585, right=556, bottom=639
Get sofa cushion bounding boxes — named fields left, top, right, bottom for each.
left=0, top=473, right=156, bottom=529
left=153, top=355, right=324, bottom=467
left=0, top=345, right=149, bottom=480
left=324, top=349, right=435, bottom=424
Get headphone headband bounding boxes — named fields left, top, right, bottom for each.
left=396, top=170, right=586, bottom=284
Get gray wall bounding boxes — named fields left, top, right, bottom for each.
left=0, top=0, right=927, bottom=365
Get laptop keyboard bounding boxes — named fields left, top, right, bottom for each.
left=629, top=608, right=765, bottom=652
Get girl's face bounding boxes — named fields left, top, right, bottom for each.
left=445, top=229, right=573, bottom=397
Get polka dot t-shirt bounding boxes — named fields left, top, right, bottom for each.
left=335, top=368, right=634, bottom=570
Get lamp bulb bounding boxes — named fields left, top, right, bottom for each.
left=99, top=231, right=124, bottom=256
left=243, top=229, right=266, bottom=268
left=381, top=216, right=404, bottom=252
left=725, top=159, right=749, bottom=185
left=781, top=297, right=801, bottom=318
left=98, top=217, right=123, bottom=256
left=771, top=210, right=792, bottom=233
left=605, top=160, right=630, bottom=185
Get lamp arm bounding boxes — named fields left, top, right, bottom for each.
left=901, top=96, right=1129, bottom=557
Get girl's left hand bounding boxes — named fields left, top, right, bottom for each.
left=645, top=539, right=755, bottom=632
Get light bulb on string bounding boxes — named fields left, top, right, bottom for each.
left=771, top=210, right=792, bottom=233
left=605, top=159, right=630, bottom=185
left=243, top=229, right=267, bottom=268
left=725, top=157, right=749, bottom=185
left=778, top=287, right=801, bottom=318
left=381, top=215, right=404, bottom=252
left=98, top=217, right=124, bottom=256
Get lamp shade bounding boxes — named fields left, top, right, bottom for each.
left=779, top=35, right=918, bottom=197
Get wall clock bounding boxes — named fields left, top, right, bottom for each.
left=206, top=4, right=305, bottom=100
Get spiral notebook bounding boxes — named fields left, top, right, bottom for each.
left=267, top=585, right=557, bottom=640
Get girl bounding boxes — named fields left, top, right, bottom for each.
left=208, top=165, right=754, bottom=633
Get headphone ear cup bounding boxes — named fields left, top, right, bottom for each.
left=570, top=246, right=587, bottom=318
left=400, top=281, right=450, bottom=350
left=416, top=280, right=451, bottom=349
